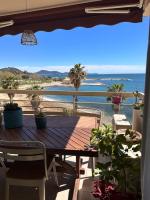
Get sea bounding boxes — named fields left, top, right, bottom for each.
left=44, top=74, right=145, bottom=120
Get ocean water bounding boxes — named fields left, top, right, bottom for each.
left=44, top=74, right=145, bottom=119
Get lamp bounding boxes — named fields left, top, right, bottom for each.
left=21, top=0, right=37, bottom=45
left=21, top=30, right=37, bottom=45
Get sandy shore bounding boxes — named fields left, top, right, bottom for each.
left=19, top=81, right=64, bottom=89
left=19, top=80, right=105, bottom=89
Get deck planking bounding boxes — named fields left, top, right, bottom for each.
left=0, top=115, right=97, bottom=157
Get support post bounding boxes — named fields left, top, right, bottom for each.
left=142, top=20, right=150, bottom=200
left=73, top=95, right=77, bottom=115
left=76, top=156, right=81, bottom=178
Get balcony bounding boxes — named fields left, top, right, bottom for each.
left=0, top=89, right=143, bottom=200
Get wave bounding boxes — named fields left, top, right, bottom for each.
left=82, top=82, right=105, bottom=86
left=43, top=96, right=56, bottom=102
left=100, top=78, right=132, bottom=81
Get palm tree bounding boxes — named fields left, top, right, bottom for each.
left=68, top=64, right=86, bottom=111
left=1, top=76, right=19, bottom=103
left=68, top=64, right=86, bottom=90
left=107, top=84, right=124, bottom=93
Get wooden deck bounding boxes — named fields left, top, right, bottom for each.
left=0, top=115, right=98, bottom=157
left=0, top=115, right=98, bottom=200
left=23, top=115, right=98, bottom=128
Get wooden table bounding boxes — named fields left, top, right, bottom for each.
left=0, top=115, right=98, bottom=178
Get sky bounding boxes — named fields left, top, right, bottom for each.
left=0, top=17, right=149, bottom=74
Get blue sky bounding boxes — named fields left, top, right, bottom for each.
left=0, top=17, right=149, bottom=74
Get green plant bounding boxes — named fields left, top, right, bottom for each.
left=27, top=85, right=43, bottom=110
left=91, top=125, right=141, bottom=195
left=107, top=84, right=124, bottom=93
left=35, top=111, right=46, bottom=117
left=35, top=108, right=46, bottom=117
left=1, top=76, right=19, bottom=90
left=27, top=85, right=43, bottom=99
left=106, top=84, right=125, bottom=104
left=91, top=124, right=114, bottom=153
left=1, top=76, right=19, bottom=103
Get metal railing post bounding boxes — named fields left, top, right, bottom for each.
left=73, top=95, right=77, bottom=115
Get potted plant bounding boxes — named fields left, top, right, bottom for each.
left=107, top=84, right=124, bottom=104
left=3, top=103, right=23, bottom=128
left=1, top=76, right=19, bottom=103
left=91, top=125, right=141, bottom=200
left=1, top=76, right=23, bottom=129
left=35, top=108, right=47, bottom=129
left=90, top=124, right=113, bottom=164
left=27, top=85, right=43, bottom=111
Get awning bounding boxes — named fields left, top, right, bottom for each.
left=144, top=0, right=150, bottom=15
left=0, top=0, right=144, bottom=36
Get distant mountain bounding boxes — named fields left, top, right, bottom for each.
left=36, top=70, right=68, bottom=77
left=0, top=67, right=24, bottom=74
left=0, top=67, right=102, bottom=78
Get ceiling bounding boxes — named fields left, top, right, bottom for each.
left=0, top=0, right=149, bottom=16
left=0, top=0, right=148, bottom=36
left=0, top=0, right=149, bottom=17
left=0, top=0, right=99, bottom=16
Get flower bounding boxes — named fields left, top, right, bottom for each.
left=91, top=180, right=116, bottom=199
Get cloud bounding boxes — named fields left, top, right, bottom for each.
left=0, top=64, right=146, bottom=74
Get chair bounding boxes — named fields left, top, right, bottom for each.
left=0, top=140, right=58, bottom=200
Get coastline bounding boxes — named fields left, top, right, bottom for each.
left=18, top=81, right=105, bottom=89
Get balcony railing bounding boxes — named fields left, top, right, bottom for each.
left=0, top=89, right=144, bottom=117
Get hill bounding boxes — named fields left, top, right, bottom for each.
left=36, top=70, right=68, bottom=77
left=0, top=67, right=25, bottom=74
left=0, top=67, right=41, bottom=80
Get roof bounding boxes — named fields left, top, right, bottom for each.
left=0, top=0, right=148, bottom=36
